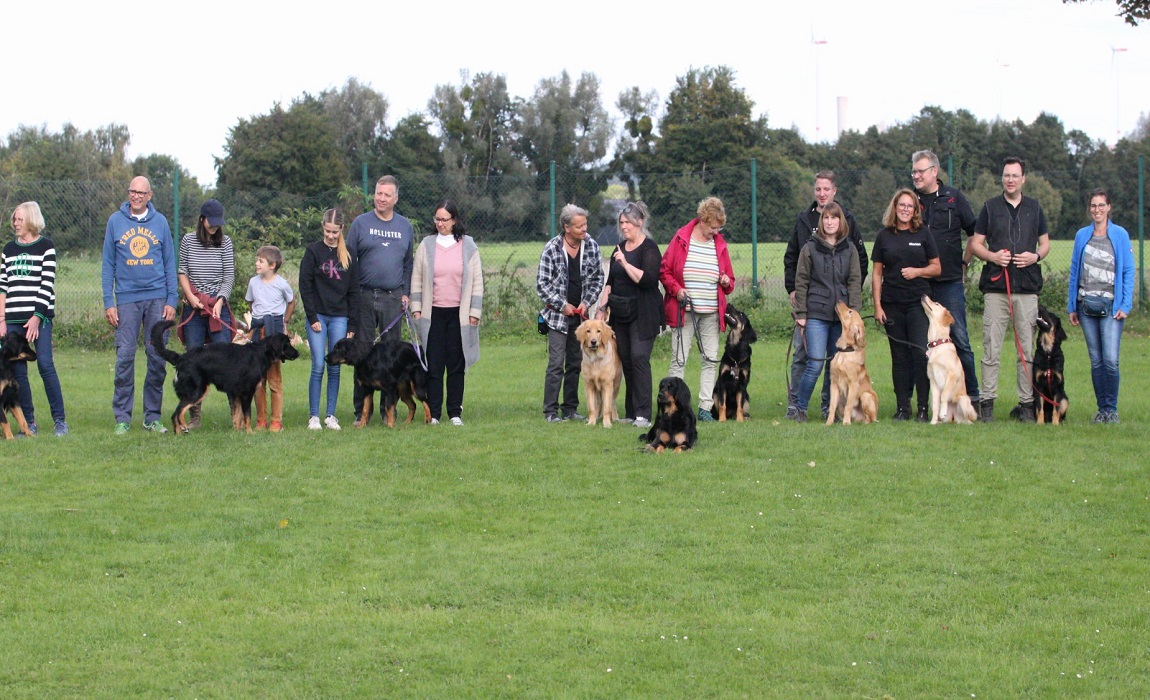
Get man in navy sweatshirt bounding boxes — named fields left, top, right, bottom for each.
left=101, top=176, right=179, bottom=435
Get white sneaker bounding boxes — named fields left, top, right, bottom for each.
left=429, top=418, right=440, bottom=425
left=450, top=416, right=464, bottom=426
left=308, top=416, right=322, bottom=431
left=633, top=417, right=652, bottom=429
left=324, top=415, right=341, bottom=431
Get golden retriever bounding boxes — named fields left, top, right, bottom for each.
left=575, top=316, right=622, bottom=427
left=921, top=295, right=978, bottom=424
left=826, top=301, right=878, bottom=425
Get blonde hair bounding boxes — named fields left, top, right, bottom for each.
left=696, top=197, right=727, bottom=227
left=322, top=208, right=350, bottom=269
left=882, top=188, right=923, bottom=231
left=12, top=202, right=45, bottom=235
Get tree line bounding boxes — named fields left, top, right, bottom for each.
left=2, top=66, right=1148, bottom=251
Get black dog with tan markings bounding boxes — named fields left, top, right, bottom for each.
left=711, top=305, right=757, bottom=421
left=1032, top=306, right=1069, bottom=424
left=0, top=331, right=37, bottom=440
left=152, top=320, right=300, bottom=433
left=640, top=376, right=698, bottom=452
left=325, top=339, right=430, bottom=428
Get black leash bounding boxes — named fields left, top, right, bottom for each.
left=673, top=296, right=721, bottom=366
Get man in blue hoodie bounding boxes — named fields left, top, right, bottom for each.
left=101, top=176, right=179, bottom=435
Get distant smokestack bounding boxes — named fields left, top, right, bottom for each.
left=836, top=96, right=848, bottom=138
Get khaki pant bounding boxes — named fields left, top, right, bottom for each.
left=255, top=360, right=283, bottom=425
left=669, top=310, right=720, bottom=411
left=981, top=292, right=1037, bottom=404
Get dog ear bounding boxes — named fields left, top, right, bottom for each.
left=941, top=308, right=954, bottom=326
left=1055, top=322, right=1067, bottom=343
left=575, top=323, right=586, bottom=342
left=603, top=305, right=611, bottom=323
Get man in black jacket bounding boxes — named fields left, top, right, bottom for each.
left=783, top=170, right=869, bottom=418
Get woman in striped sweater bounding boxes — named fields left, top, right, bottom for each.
left=0, top=201, right=68, bottom=436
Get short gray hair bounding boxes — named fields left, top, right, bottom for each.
left=560, top=203, right=589, bottom=230
left=912, top=150, right=940, bottom=169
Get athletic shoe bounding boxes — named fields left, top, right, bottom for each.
left=892, top=407, right=911, bottom=421
left=545, top=414, right=565, bottom=423
left=793, top=409, right=808, bottom=423
left=270, top=421, right=283, bottom=433
left=430, top=418, right=440, bottom=425
left=54, top=420, right=69, bottom=437
left=696, top=408, right=715, bottom=422
left=1092, top=411, right=1107, bottom=424
left=784, top=405, right=798, bottom=420
left=143, top=420, right=168, bottom=434
left=633, top=417, right=651, bottom=429
left=564, top=411, right=585, bottom=421
left=916, top=406, right=929, bottom=423
left=617, top=417, right=634, bottom=424
left=324, top=415, right=341, bottom=431
left=114, top=422, right=130, bottom=435
left=1106, top=411, right=1121, bottom=424
left=308, top=416, right=322, bottom=430
left=450, top=417, right=464, bottom=426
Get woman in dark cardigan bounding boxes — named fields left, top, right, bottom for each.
left=596, top=201, right=662, bottom=429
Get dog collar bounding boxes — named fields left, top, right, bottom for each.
left=927, top=338, right=951, bottom=348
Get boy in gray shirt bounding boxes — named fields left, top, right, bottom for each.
left=246, top=245, right=296, bottom=431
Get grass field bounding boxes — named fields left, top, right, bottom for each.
left=2, top=327, right=1148, bottom=697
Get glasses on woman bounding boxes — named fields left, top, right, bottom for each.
left=434, top=216, right=454, bottom=223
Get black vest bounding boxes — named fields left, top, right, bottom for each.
left=978, top=195, right=1044, bottom=295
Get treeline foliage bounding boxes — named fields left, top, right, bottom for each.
left=3, top=71, right=1149, bottom=252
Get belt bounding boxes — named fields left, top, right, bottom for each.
left=364, top=287, right=400, bottom=295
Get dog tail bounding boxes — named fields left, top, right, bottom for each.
left=958, top=396, right=978, bottom=423
left=150, top=320, right=182, bottom=366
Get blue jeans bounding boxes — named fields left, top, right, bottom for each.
left=1079, top=312, right=1123, bottom=414
left=180, top=303, right=234, bottom=349
left=13, top=319, right=66, bottom=427
left=306, top=314, right=348, bottom=418
left=929, top=279, right=979, bottom=400
left=794, top=319, right=840, bottom=412
left=113, top=298, right=168, bottom=424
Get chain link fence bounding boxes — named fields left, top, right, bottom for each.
left=2, top=161, right=1146, bottom=343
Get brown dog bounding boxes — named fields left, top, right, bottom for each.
left=826, top=301, right=878, bottom=425
left=575, top=315, right=622, bottom=427
left=921, top=295, right=978, bottom=424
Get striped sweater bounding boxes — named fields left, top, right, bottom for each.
left=178, top=233, right=235, bottom=299
left=0, top=236, right=56, bottom=323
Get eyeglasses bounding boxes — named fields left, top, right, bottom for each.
left=128, top=189, right=151, bottom=197
left=910, top=166, right=935, bottom=177
left=896, top=203, right=917, bottom=211
left=1089, top=203, right=1110, bottom=209
left=621, top=203, right=638, bottom=216
left=433, top=217, right=453, bottom=223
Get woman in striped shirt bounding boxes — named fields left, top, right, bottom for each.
left=0, top=201, right=68, bottom=436
left=659, top=197, right=735, bottom=423
left=178, top=199, right=236, bottom=349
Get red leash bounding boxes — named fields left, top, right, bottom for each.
left=989, top=266, right=1058, bottom=409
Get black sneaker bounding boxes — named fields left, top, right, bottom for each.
left=784, top=405, right=798, bottom=419
left=916, top=406, right=929, bottom=423
left=792, top=409, right=807, bottom=423
left=892, top=407, right=911, bottom=421
left=545, top=414, right=566, bottom=423
left=564, top=411, right=585, bottom=421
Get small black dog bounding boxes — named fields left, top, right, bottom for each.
left=1032, top=306, right=1069, bottom=424
left=640, top=376, right=698, bottom=452
left=711, top=305, right=758, bottom=421
left=0, top=331, right=37, bottom=440
left=325, top=338, right=430, bottom=427
left=151, top=320, right=300, bottom=433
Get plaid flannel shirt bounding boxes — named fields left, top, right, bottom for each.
left=536, top=235, right=604, bottom=333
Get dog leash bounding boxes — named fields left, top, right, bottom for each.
left=403, top=308, right=429, bottom=371
left=991, top=266, right=1059, bottom=409
left=673, top=297, right=721, bottom=366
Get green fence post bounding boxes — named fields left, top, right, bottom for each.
left=947, top=155, right=953, bottom=187
left=1131, top=155, right=1140, bottom=308
left=362, top=163, right=369, bottom=198
left=549, top=161, right=556, bottom=238
left=173, top=169, right=180, bottom=234
left=750, top=158, right=758, bottom=302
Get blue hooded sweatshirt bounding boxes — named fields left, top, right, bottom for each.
left=101, top=201, right=179, bottom=309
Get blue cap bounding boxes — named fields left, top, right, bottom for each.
left=200, top=199, right=225, bottom=227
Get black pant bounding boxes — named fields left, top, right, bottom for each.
left=884, top=299, right=929, bottom=411
left=354, top=288, right=403, bottom=422
left=615, top=321, right=654, bottom=420
left=544, top=321, right=582, bottom=417
left=427, top=307, right=465, bottom=420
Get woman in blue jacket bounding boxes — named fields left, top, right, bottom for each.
left=1067, top=188, right=1135, bottom=424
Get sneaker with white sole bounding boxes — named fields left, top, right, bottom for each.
left=450, top=416, right=464, bottom=426
left=430, top=418, right=440, bottom=425
left=308, top=416, right=322, bottom=430
left=142, top=420, right=168, bottom=434
left=323, top=415, right=341, bottom=431
left=633, top=417, right=651, bottom=429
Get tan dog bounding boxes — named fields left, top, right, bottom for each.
left=921, top=295, right=977, bottom=424
left=575, top=315, right=622, bottom=427
left=826, top=301, right=878, bottom=425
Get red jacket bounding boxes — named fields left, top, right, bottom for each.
left=659, top=219, right=735, bottom=330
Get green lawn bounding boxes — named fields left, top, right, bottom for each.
left=2, top=330, right=1147, bottom=697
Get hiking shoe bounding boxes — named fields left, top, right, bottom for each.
left=450, top=417, right=464, bottom=426
left=978, top=399, right=995, bottom=422
left=54, top=420, right=69, bottom=437
left=270, top=421, right=283, bottom=433
left=324, top=415, right=341, bottom=431
left=633, top=417, right=651, bottom=429
left=1012, top=402, right=1036, bottom=423
left=143, top=420, right=167, bottom=434
left=114, top=422, right=130, bottom=435
left=308, top=416, right=322, bottom=430
left=696, top=407, right=716, bottom=422
left=564, top=411, right=585, bottom=421
left=784, top=405, right=798, bottom=419
left=545, top=414, right=565, bottom=423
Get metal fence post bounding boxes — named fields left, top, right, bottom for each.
left=173, top=169, right=180, bottom=233
left=750, top=158, right=758, bottom=301
left=947, top=155, right=953, bottom=187
left=549, top=161, right=556, bottom=238
left=362, top=163, right=369, bottom=198
left=1140, top=154, right=1145, bottom=309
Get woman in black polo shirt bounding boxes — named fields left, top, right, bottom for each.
left=872, top=188, right=941, bottom=421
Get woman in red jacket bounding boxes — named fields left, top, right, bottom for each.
left=660, top=196, right=735, bottom=423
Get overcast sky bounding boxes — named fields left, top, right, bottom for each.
left=3, top=0, right=1145, bottom=185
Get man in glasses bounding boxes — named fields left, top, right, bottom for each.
left=101, top=176, right=178, bottom=435
left=912, top=150, right=979, bottom=410
left=783, top=170, right=868, bottom=420
left=968, top=156, right=1050, bottom=422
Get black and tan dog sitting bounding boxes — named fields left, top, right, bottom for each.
left=640, top=376, right=698, bottom=453
left=326, top=338, right=430, bottom=428
left=0, top=331, right=37, bottom=440
left=711, top=305, right=758, bottom=422
left=1032, top=306, right=1069, bottom=424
